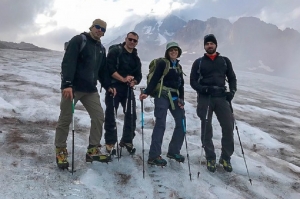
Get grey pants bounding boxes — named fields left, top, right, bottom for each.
left=148, top=97, right=185, bottom=159
left=196, top=95, right=234, bottom=160
left=55, top=91, right=104, bottom=148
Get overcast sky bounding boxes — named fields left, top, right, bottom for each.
left=0, top=0, right=299, bottom=51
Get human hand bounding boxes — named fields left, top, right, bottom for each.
left=108, top=87, right=117, bottom=97
left=226, top=91, right=235, bottom=102
left=123, top=75, right=134, bottom=83
left=62, top=87, right=73, bottom=101
left=139, top=93, right=148, bottom=100
left=129, top=80, right=137, bottom=87
left=178, top=98, right=185, bottom=109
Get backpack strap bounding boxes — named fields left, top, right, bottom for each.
left=79, top=34, right=87, bottom=52
left=197, top=57, right=203, bottom=83
left=157, top=58, right=170, bottom=98
left=157, top=59, right=180, bottom=110
left=115, top=44, right=122, bottom=70
left=221, top=56, right=229, bottom=82
left=197, top=55, right=228, bottom=83
left=161, top=86, right=178, bottom=110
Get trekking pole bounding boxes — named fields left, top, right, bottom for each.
left=140, top=88, right=145, bottom=179
left=113, top=96, right=120, bottom=161
left=229, top=102, right=252, bottom=185
left=198, top=95, right=211, bottom=178
left=182, top=109, right=192, bottom=181
left=131, top=87, right=134, bottom=153
left=71, top=98, right=75, bottom=175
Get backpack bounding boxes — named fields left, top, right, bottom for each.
left=64, top=34, right=87, bottom=52
left=147, top=58, right=183, bottom=98
left=108, top=44, right=123, bottom=70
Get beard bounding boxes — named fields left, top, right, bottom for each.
left=205, top=47, right=216, bottom=54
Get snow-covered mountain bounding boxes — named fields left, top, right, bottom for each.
left=107, top=15, right=300, bottom=79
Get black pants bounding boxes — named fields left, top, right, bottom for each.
left=196, top=94, right=234, bottom=160
left=104, top=84, right=136, bottom=145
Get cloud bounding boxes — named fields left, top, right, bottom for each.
left=1, top=0, right=299, bottom=51
left=0, top=0, right=55, bottom=41
left=175, top=0, right=300, bottom=32
left=21, top=27, right=80, bottom=51
left=257, top=5, right=300, bottom=31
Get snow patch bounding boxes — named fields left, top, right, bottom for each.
left=248, top=60, right=274, bottom=72
left=164, top=30, right=174, bottom=36
left=157, top=33, right=167, bottom=46
left=142, top=26, right=152, bottom=34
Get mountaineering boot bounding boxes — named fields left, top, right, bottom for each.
left=56, top=147, right=69, bottom=169
left=207, top=159, right=216, bottom=173
left=147, top=156, right=167, bottom=166
left=219, top=157, right=233, bottom=172
left=119, top=142, right=136, bottom=155
left=86, top=145, right=112, bottom=163
left=105, top=144, right=116, bottom=156
left=167, top=153, right=185, bottom=163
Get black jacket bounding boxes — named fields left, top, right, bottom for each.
left=107, top=43, right=142, bottom=86
left=145, top=59, right=184, bottom=99
left=60, top=32, right=109, bottom=92
left=190, top=53, right=237, bottom=94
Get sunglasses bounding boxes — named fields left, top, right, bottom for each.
left=94, top=25, right=106, bottom=32
left=128, top=38, right=138, bottom=43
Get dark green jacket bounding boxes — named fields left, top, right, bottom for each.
left=61, top=32, right=109, bottom=92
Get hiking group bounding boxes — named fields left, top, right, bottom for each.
left=55, top=18, right=237, bottom=174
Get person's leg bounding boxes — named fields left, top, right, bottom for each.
left=104, top=91, right=121, bottom=145
left=168, top=100, right=185, bottom=155
left=148, top=97, right=169, bottom=159
left=214, top=97, right=234, bottom=160
left=79, top=92, right=104, bottom=146
left=55, top=92, right=80, bottom=147
left=79, top=91, right=112, bottom=163
left=121, top=88, right=137, bottom=143
left=196, top=95, right=216, bottom=161
left=55, top=91, right=81, bottom=168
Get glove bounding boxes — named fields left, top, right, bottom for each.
left=226, top=91, right=235, bottom=102
left=178, top=98, right=185, bottom=106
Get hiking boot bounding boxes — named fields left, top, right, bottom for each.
left=147, top=156, right=167, bottom=166
left=105, top=144, right=116, bottom=156
left=207, top=159, right=216, bottom=173
left=119, top=142, right=136, bottom=155
left=167, top=153, right=185, bottom=163
left=219, top=157, right=233, bottom=172
left=56, top=147, right=69, bottom=169
left=86, top=145, right=112, bottom=163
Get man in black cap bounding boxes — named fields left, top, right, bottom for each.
left=190, top=34, right=237, bottom=172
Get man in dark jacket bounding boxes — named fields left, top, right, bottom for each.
left=104, top=32, right=142, bottom=155
left=55, top=19, right=113, bottom=169
left=190, top=34, right=237, bottom=173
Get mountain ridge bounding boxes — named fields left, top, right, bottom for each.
left=0, top=40, right=50, bottom=52
left=106, top=15, right=300, bottom=78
